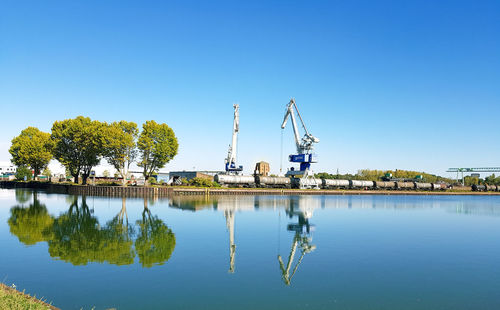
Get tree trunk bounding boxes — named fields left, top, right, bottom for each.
left=121, top=173, right=127, bottom=186
left=73, top=174, right=79, bottom=184
left=82, top=174, right=88, bottom=185
left=143, top=167, right=148, bottom=186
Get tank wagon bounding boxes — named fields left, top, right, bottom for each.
left=214, top=174, right=256, bottom=187
left=374, top=181, right=397, bottom=189
left=214, top=174, right=448, bottom=191
left=396, top=182, right=414, bottom=190
left=486, top=184, right=499, bottom=191
left=350, top=180, right=374, bottom=188
left=322, top=179, right=350, bottom=189
left=255, top=176, right=291, bottom=188
left=472, top=184, right=499, bottom=192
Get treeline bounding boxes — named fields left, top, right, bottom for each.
left=316, top=169, right=455, bottom=184
left=9, top=116, right=178, bottom=185
left=464, top=174, right=500, bottom=186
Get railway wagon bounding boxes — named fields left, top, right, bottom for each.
left=295, top=178, right=322, bottom=189
left=431, top=183, right=443, bottom=190
left=396, top=182, right=415, bottom=190
left=322, top=179, right=350, bottom=189
left=472, top=184, right=486, bottom=191
left=485, top=184, right=498, bottom=191
left=255, top=176, right=291, bottom=188
left=374, top=181, right=397, bottom=189
left=214, top=174, right=256, bottom=187
left=415, top=182, right=432, bottom=190
left=350, top=180, right=375, bottom=189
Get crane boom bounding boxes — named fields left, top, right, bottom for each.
left=281, top=100, right=302, bottom=154
left=281, top=99, right=319, bottom=155
left=225, top=104, right=243, bottom=174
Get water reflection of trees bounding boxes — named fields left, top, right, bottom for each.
left=8, top=191, right=53, bottom=245
left=135, top=200, right=176, bottom=267
left=47, top=196, right=136, bottom=266
left=8, top=192, right=175, bottom=267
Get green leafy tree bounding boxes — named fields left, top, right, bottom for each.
left=148, top=176, right=157, bottom=185
left=464, top=176, right=479, bottom=186
left=137, top=120, right=178, bottom=184
left=51, top=116, right=106, bottom=184
left=8, top=192, right=54, bottom=246
left=103, top=121, right=138, bottom=186
left=135, top=201, right=176, bottom=267
left=9, top=127, right=53, bottom=179
left=15, top=165, right=32, bottom=181
left=484, top=174, right=500, bottom=185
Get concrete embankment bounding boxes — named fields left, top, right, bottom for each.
left=2, top=181, right=500, bottom=197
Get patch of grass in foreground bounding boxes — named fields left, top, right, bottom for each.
left=0, top=283, right=59, bottom=310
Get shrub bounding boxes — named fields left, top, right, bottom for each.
left=188, top=177, right=221, bottom=188
left=148, top=176, right=157, bottom=185
left=15, top=165, right=32, bottom=181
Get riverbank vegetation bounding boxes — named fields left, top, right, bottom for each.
left=316, top=169, right=456, bottom=184
left=0, top=283, right=58, bottom=310
left=9, top=117, right=178, bottom=186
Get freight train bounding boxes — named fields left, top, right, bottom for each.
left=214, top=174, right=450, bottom=190
left=472, top=184, right=500, bottom=192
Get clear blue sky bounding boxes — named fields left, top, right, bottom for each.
left=1, top=0, right=499, bottom=177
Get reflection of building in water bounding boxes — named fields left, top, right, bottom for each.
left=169, top=196, right=215, bottom=212
left=278, top=196, right=318, bottom=286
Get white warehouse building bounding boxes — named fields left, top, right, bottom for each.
left=0, top=161, right=17, bottom=175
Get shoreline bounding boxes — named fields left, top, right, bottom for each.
left=1, top=181, right=500, bottom=196
left=0, top=283, right=60, bottom=310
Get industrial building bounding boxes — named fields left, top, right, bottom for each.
left=168, top=171, right=215, bottom=183
left=0, top=162, right=16, bottom=175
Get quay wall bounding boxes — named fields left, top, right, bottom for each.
left=2, top=181, right=500, bottom=197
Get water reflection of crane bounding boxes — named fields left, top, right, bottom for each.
left=218, top=196, right=254, bottom=273
left=278, top=196, right=318, bottom=285
left=225, top=209, right=236, bottom=273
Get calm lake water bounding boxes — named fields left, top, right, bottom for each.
left=1, top=189, right=500, bottom=309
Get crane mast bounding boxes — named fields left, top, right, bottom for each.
left=281, top=99, right=319, bottom=187
left=225, top=104, right=243, bottom=174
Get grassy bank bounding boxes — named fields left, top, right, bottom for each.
left=0, top=283, right=59, bottom=310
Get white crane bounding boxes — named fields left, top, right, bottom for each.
left=281, top=98, right=320, bottom=155
left=281, top=99, right=320, bottom=187
left=225, top=104, right=243, bottom=174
